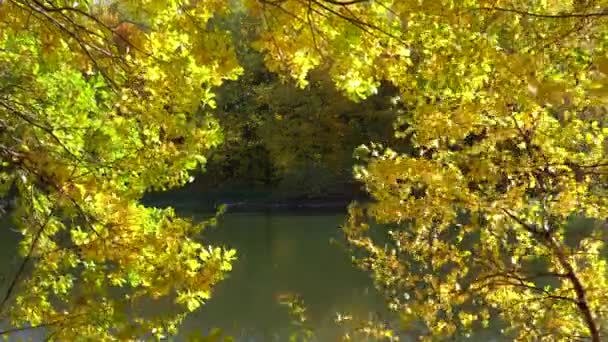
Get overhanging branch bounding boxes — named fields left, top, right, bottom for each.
left=472, top=6, right=608, bottom=19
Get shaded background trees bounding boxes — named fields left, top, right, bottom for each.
left=165, top=12, right=406, bottom=202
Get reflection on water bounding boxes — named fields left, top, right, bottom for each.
left=182, top=212, right=388, bottom=341
left=0, top=212, right=389, bottom=341
left=0, top=210, right=516, bottom=341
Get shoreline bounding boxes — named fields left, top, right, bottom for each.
left=145, top=196, right=369, bottom=213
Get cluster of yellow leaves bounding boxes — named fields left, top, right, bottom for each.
left=2, top=0, right=608, bottom=339
left=0, top=0, right=241, bottom=339
left=245, top=0, right=608, bottom=340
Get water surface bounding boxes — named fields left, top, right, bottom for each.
left=182, top=212, right=387, bottom=341
left=0, top=210, right=391, bottom=341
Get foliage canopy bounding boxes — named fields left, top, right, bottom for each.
left=1, top=0, right=608, bottom=341
left=0, top=0, right=240, bottom=339
left=246, top=0, right=608, bottom=340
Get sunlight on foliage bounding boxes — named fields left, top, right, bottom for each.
left=245, top=0, right=608, bottom=340
left=0, top=0, right=239, bottom=339
left=1, top=0, right=608, bottom=340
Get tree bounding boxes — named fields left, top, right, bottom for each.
left=245, top=0, right=608, bottom=340
left=3, top=0, right=608, bottom=340
left=204, top=66, right=401, bottom=199
left=0, top=0, right=240, bottom=339
left=185, top=10, right=402, bottom=200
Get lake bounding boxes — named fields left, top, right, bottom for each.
left=0, top=211, right=390, bottom=341
left=182, top=212, right=389, bottom=341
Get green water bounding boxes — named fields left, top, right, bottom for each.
left=181, top=212, right=388, bottom=341
left=0, top=211, right=389, bottom=341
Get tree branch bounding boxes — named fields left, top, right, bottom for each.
left=547, top=236, right=601, bottom=342
left=502, top=208, right=601, bottom=341
left=0, top=207, right=54, bottom=313
left=472, top=6, right=608, bottom=19
left=319, top=0, right=369, bottom=5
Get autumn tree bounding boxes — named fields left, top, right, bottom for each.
left=203, top=68, right=401, bottom=199
left=178, top=10, right=400, bottom=200
left=2, top=0, right=608, bottom=340
left=244, top=0, right=608, bottom=340
left=0, top=0, right=241, bottom=339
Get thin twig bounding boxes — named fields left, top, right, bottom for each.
left=0, top=207, right=55, bottom=313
